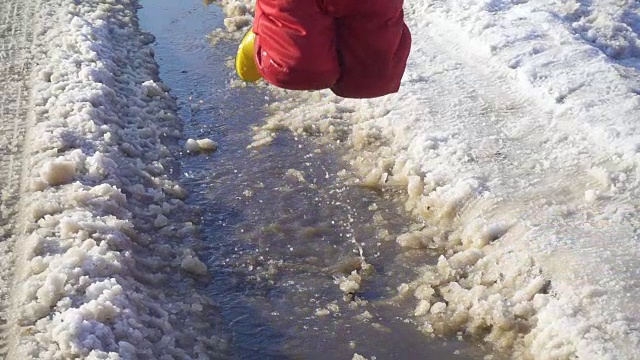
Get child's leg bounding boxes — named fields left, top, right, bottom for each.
left=325, top=0, right=411, bottom=98
left=253, top=0, right=340, bottom=91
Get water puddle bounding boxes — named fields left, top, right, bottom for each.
left=138, top=1, right=489, bottom=359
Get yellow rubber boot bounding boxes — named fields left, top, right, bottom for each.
left=235, top=29, right=262, bottom=82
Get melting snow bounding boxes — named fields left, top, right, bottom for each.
left=7, top=0, right=227, bottom=358
left=7, top=0, right=640, bottom=358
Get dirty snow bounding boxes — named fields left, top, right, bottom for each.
left=185, top=138, right=218, bottom=153
left=6, top=0, right=227, bottom=358
left=2, top=0, right=638, bottom=357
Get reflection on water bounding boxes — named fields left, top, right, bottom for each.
left=138, top=1, right=487, bottom=359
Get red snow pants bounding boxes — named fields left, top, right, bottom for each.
left=253, top=0, right=411, bottom=98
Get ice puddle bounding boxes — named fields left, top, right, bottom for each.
left=139, top=1, right=490, bottom=359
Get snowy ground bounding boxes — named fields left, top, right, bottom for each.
left=0, top=0, right=638, bottom=358
left=1, top=0, right=227, bottom=358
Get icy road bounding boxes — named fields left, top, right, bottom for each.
left=0, top=0, right=639, bottom=359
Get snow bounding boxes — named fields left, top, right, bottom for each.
left=336, top=271, right=362, bottom=294
left=7, top=0, right=639, bottom=357
left=39, top=160, right=77, bottom=186
left=239, top=0, right=640, bottom=358
left=195, top=138, right=218, bottom=151
left=7, top=0, right=226, bottom=358
left=180, top=250, right=209, bottom=277
left=185, top=138, right=218, bottom=153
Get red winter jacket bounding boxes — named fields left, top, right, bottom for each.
left=253, top=0, right=411, bottom=98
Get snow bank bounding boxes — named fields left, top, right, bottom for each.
left=417, top=0, right=640, bottom=162
left=206, top=0, right=255, bottom=44
left=238, top=0, right=640, bottom=358
left=8, top=0, right=226, bottom=358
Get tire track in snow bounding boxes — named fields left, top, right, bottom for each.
left=0, top=0, right=37, bottom=354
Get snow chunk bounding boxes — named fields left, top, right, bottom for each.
left=185, top=139, right=200, bottom=152
left=447, top=249, right=484, bottom=270
left=36, top=272, right=67, bottom=310
left=223, top=16, right=252, bottom=32
left=512, top=277, right=548, bottom=303
left=154, top=214, right=169, bottom=228
left=185, top=138, right=218, bottom=153
left=196, top=138, right=218, bottom=151
left=396, top=228, right=438, bottom=249
left=141, top=80, right=166, bottom=97
left=414, top=300, right=431, bottom=317
left=430, top=302, right=447, bottom=315
left=224, top=1, right=248, bottom=17
left=40, top=160, right=76, bottom=186
left=336, top=271, right=362, bottom=294
left=181, top=251, right=208, bottom=276
left=285, top=168, right=307, bottom=183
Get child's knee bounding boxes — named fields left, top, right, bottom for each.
left=254, top=0, right=340, bottom=90
left=255, top=46, right=340, bottom=90
left=328, top=4, right=411, bottom=98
